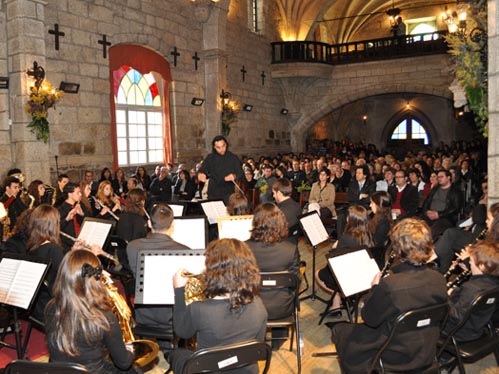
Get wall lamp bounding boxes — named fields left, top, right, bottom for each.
left=0, top=77, right=8, bottom=89
left=243, top=104, right=253, bottom=112
left=59, top=81, right=80, bottom=94
left=191, top=97, right=205, bottom=106
left=280, top=108, right=289, bottom=115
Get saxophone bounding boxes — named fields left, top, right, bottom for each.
left=101, top=272, right=159, bottom=368
left=183, top=271, right=206, bottom=305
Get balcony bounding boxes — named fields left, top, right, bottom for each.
left=271, top=31, right=448, bottom=66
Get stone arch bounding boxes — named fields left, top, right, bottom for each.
left=109, top=43, right=173, bottom=169
left=291, top=83, right=452, bottom=150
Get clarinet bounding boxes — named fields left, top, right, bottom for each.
left=444, top=227, right=488, bottom=281
left=381, top=249, right=396, bottom=277
left=447, top=269, right=472, bottom=290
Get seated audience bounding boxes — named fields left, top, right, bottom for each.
left=308, top=167, right=337, bottom=223
left=169, top=238, right=267, bottom=373
left=173, top=169, right=196, bottom=201
left=388, top=170, right=419, bottom=221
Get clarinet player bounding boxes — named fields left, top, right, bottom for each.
left=330, top=218, right=447, bottom=373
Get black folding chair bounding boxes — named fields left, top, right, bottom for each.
left=369, top=302, right=449, bottom=373
left=438, top=287, right=499, bottom=374
left=260, top=271, right=302, bottom=374
left=4, top=360, right=90, bottom=374
left=183, top=340, right=272, bottom=374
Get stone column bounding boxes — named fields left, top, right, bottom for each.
left=195, top=0, right=229, bottom=151
left=488, top=0, right=499, bottom=205
left=6, top=0, right=50, bottom=183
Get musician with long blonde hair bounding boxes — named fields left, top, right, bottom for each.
left=95, top=180, right=121, bottom=221
left=45, top=250, right=140, bottom=374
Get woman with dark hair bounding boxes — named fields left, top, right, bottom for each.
left=26, top=179, right=45, bottom=208
left=133, top=166, right=151, bottom=191
left=226, top=192, right=251, bottom=216
left=173, top=169, right=196, bottom=201
left=45, top=250, right=139, bottom=374
left=275, top=165, right=288, bottom=179
left=316, top=205, right=374, bottom=310
left=331, top=219, right=447, bottom=373
left=170, top=238, right=267, bottom=374
left=99, top=167, right=113, bottom=184
left=115, top=188, right=148, bottom=243
left=27, top=204, right=65, bottom=321
left=368, top=191, right=393, bottom=247
left=246, top=203, right=300, bottom=319
left=112, top=168, right=128, bottom=198
left=308, top=167, right=336, bottom=223
left=94, top=181, right=121, bottom=221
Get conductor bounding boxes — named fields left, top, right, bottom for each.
left=197, top=135, right=243, bottom=203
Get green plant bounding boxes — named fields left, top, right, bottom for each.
left=445, top=0, right=488, bottom=136
left=221, top=100, right=241, bottom=137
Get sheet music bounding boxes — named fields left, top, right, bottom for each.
left=171, top=218, right=206, bottom=249
left=328, top=249, right=380, bottom=297
left=300, top=212, right=329, bottom=246
left=201, top=201, right=228, bottom=225
left=217, top=215, right=253, bottom=242
left=0, top=258, right=48, bottom=309
left=168, top=204, right=184, bottom=217
left=78, top=220, right=113, bottom=248
left=141, top=254, right=206, bottom=304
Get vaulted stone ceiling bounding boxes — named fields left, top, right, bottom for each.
left=276, top=0, right=451, bottom=42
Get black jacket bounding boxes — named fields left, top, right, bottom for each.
left=347, top=179, right=376, bottom=208
left=422, top=183, right=463, bottom=224
left=388, top=184, right=419, bottom=220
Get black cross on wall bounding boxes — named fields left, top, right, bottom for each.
left=192, top=52, right=200, bottom=70
left=261, top=71, right=266, bottom=86
left=240, top=65, right=247, bottom=82
left=98, top=35, right=111, bottom=59
left=48, top=24, right=65, bottom=51
left=171, top=47, right=180, bottom=67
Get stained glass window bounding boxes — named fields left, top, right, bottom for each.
left=114, top=66, right=163, bottom=166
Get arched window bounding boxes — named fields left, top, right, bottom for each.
left=389, top=116, right=430, bottom=145
left=109, top=44, right=173, bottom=169
left=114, top=67, right=163, bottom=166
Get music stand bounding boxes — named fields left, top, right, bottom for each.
left=171, top=216, right=208, bottom=250
left=217, top=215, right=254, bottom=242
left=298, top=211, right=330, bottom=304
left=313, top=248, right=379, bottom=358
left=167, top=203, right=186, bottom=217
left=0, top=253, right=50, bottom=358
left=135, top=249, right=206, bottom=305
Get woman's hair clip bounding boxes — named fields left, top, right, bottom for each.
left=81, top=263, right=103, bottom=280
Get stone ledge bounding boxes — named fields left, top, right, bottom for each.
left=271, top=63, right=332, bottom=79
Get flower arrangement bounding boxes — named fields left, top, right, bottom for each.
left=221, top=99, right=241, bottom=137
left=445, top=0, right=487, bottom=136
left=25, top=80, right=63, bottom=143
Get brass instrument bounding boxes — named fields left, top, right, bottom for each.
left=182, top=271, right=206, bottom=305
left=1, top=202, right=11, bottom=242
left=101, top=272, right=159, bottom=368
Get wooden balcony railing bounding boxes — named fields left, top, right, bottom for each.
left=271, top=31, right=448, bottom=65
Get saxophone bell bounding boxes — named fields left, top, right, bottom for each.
left=182, top=271, right=206, bottom=305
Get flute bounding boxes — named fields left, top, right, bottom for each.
left=60, top=231, right=119, bottom=265
left=95, top=198, right=120, bottom=221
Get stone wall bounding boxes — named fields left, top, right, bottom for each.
left=488, top=0, right=498, bottom=205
